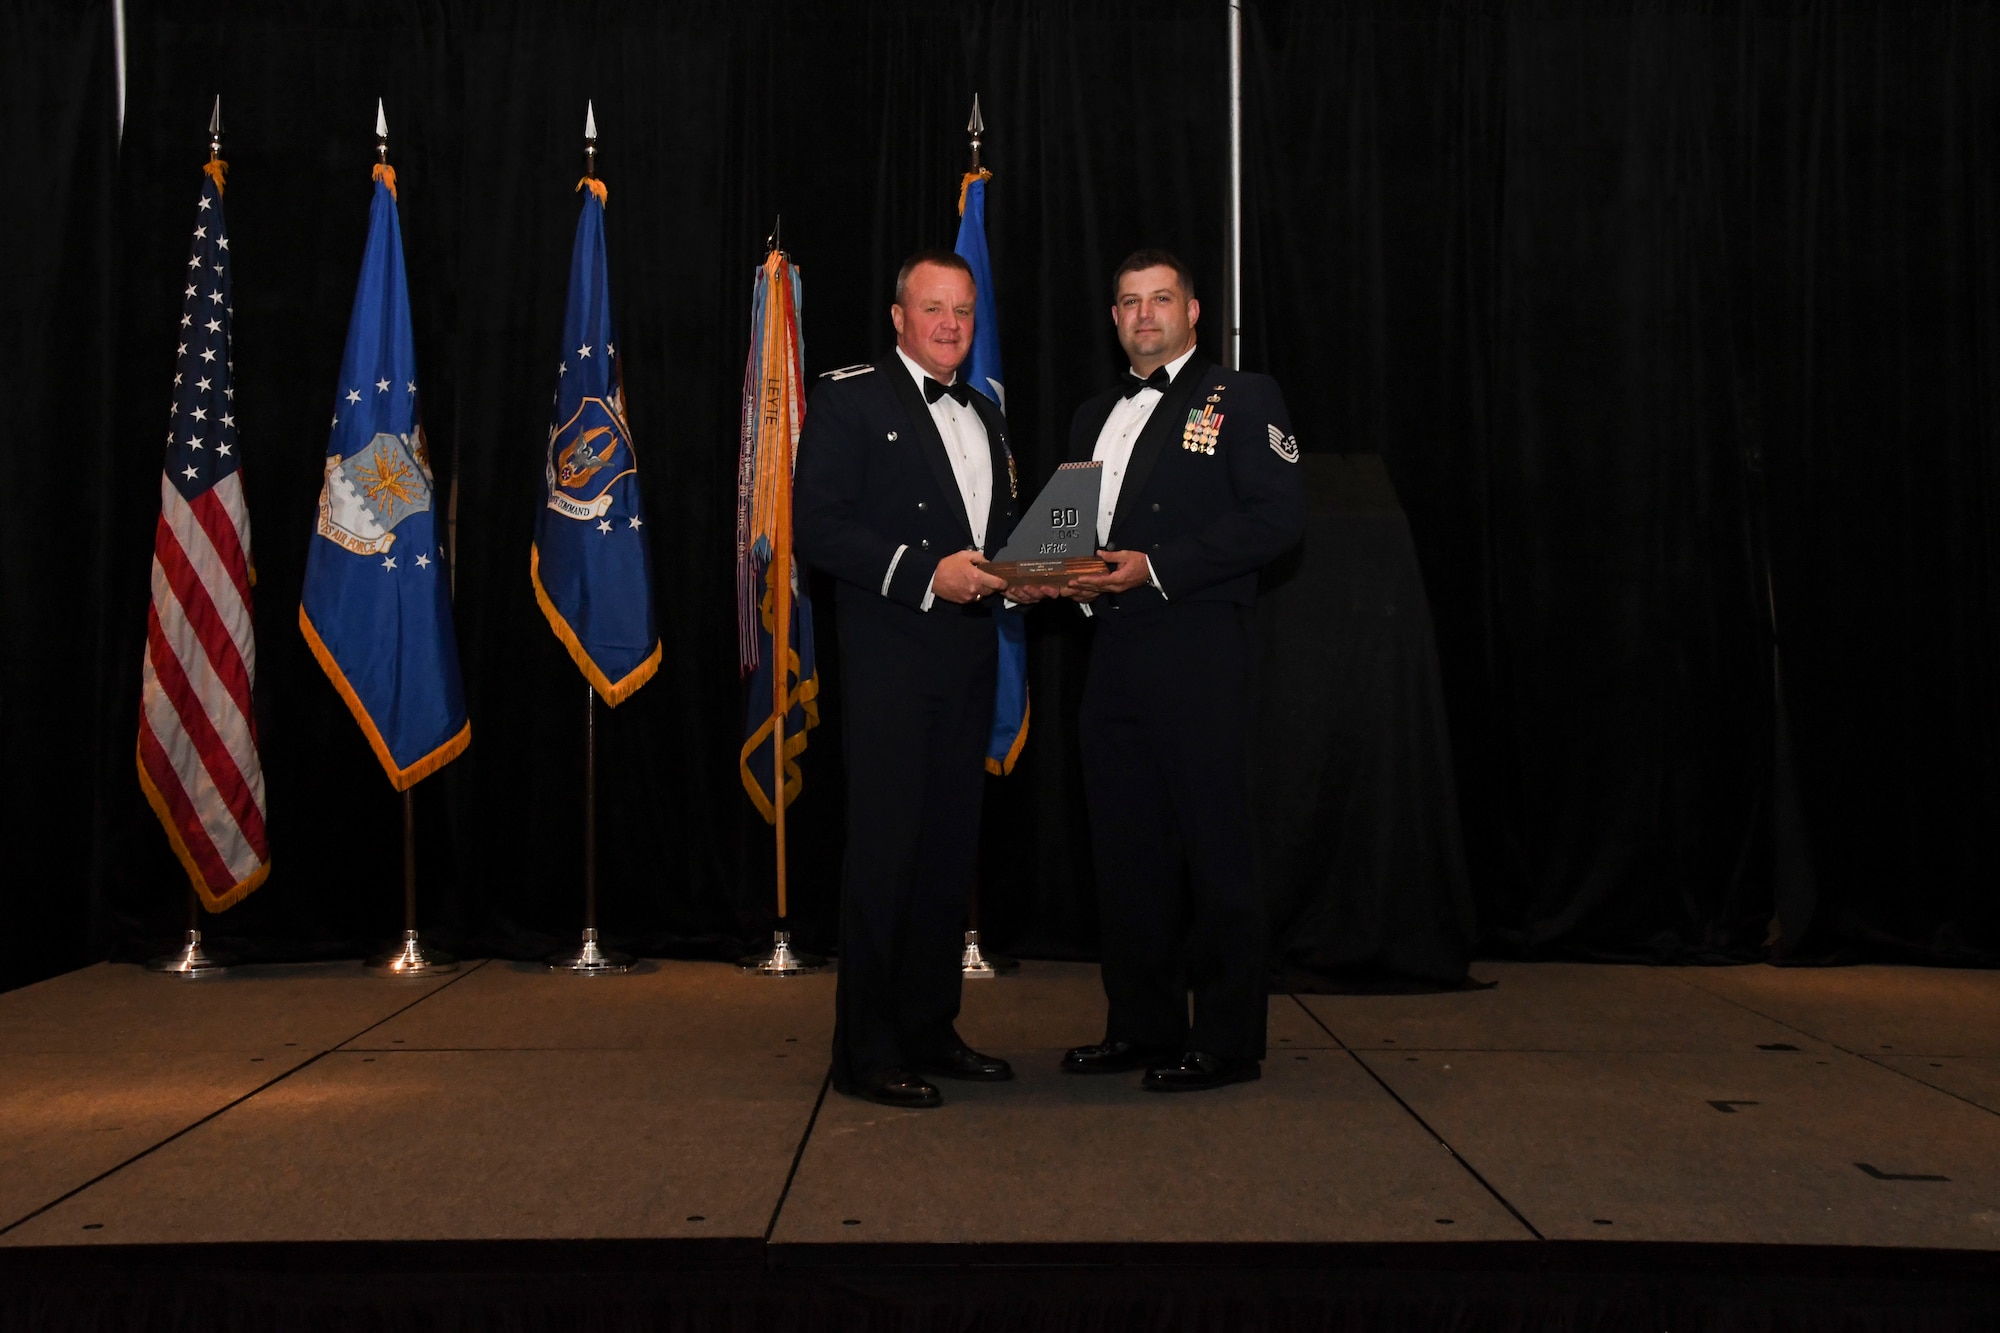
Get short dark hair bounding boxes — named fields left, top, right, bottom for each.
left=1111, top=248, right=1196, bottom=303
left=894, top=249, right=975, bottom=305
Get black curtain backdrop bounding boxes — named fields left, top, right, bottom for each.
left=2, top=0, right=1995, bottom=993
left=1, top=0, right=118, bottom=992
left=1243, top=1, right=2000, bottom=964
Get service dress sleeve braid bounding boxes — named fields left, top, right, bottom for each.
left=793, top=379, right=940, bottom=608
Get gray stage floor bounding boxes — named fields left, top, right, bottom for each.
left=2, top=958, right=1996, bottom=1252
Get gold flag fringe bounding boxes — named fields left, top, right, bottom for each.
left=958, top=167, right=991, bottom=218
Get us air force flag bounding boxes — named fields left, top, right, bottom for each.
left=299, top=164, right=469, bottom=790
left=531, top=178, right=661, bottom=705
left=954, top=170, right=1030, bottom=775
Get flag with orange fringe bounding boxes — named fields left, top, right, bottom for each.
left=530, top=174, right=661, bottom=705
left=299, top=162, right=469, bottom=789
left=736, top=252, right=819, bottom=819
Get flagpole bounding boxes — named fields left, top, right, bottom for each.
left=742, top=237, right=821, bottom=976
left=960, top=93, right=997, bottom=980
left=551, top=683, right=631, bottom=973
left=773, top=342, right=791, bottom=926
left=957, top=93, right=1017, bottom=980
left=356, top=100, right=456, bottom=979
left=148, top=885, right=229, bottom=976
left=367, top=788, right=458, bottom=975
left=1224, top=0, right=1244, bottom=371
left=773, top=503, right=791, bottom=918
left=547, top=103, right=633, bottom=978
left=146, top=97, right=234, bottom=981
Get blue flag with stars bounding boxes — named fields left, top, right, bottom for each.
left=531, top=180, right=660, bottom=704
left=299, top=166, right=469, bottom=789
left=954, top=171, right=1030, bottom=775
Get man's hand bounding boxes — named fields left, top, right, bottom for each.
left=1070, top=548, right=1152, bottom=596
left=1006, top=581, right=1066, bottom=604
left=932, top=548, right=1009, bottom=604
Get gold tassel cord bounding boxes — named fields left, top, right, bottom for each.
left=576, top=176, right=609, bottom=206
left=202, top=157, right=228, bottom=196
left=958, top=167, right=991, bottom=218
left=372, top=162, right=398, bottom=200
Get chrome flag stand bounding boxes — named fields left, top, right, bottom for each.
left=551, top=686, right=631, bottom=975
left=367, top=790, right=457, bottom=977
left=148, top=888, right=228, bottom=977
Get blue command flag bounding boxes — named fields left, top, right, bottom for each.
left=531, top=179, right=661, bottom=704
left=955, top=170, right=1029, bottom=775
left=300, top=165, right=469, bottom=789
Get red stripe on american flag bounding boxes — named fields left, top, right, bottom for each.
left=146, top=601, right=269, bottom=857
left=188, top=483, right=254, bottom=610
left=137, top=719, right=237, bottom=888
left=153, top=515, right=257, bottom=730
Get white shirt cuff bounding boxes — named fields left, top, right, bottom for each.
left=882, top=544, right=907, bottom=597
left=921, top=572, right=936, bottom=611
left=1147, top=555, right=1167, bottom=599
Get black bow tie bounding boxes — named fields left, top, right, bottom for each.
left=924, top=377, right=971, bottom=406
left=1121, top=365, right=1172, bottom=398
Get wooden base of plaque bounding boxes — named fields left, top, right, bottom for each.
left=975, top=556, right=1110, bottom=588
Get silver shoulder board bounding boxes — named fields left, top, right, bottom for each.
left=821, top=363, right=876, bottom=380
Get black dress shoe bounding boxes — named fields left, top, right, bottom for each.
left=1142, top=1051, right=1261, bottom=1092
left=852, top=1069, right=943, bottom=1108
left=911, top=1045, right=1014, bottom=1082
left=1061, top=1039, right=1178, bottom=1075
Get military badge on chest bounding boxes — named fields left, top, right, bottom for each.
left=1183, top=403, right=1224, bottom=455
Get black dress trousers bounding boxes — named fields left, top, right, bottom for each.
left=830, top=597, right=997, bottom=1091
left=1080, top=600, right=1267, bottom=1062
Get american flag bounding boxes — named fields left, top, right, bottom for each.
left=136, top=158, right=270, bottom=910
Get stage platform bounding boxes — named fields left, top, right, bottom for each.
left=3, top=958, right=1997, bottom=1329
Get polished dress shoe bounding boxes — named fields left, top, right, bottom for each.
left=1142, top=1051, right=1261, bottom=1092
left=1061, top=1039, right=1177, bottom=1075
left=911, top=1044, right=1014, bottom=1082
left=853, top=1069, right=943, bottom=1108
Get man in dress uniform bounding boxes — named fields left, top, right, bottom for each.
left=1053, top=248, right=1305, bottom=1091
left=793, top=250, right=1019, bottom=1108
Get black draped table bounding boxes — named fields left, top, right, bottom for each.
left=1255, top=455, right=1477, bottom=989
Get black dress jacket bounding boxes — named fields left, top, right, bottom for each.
left=1066, top=355, right=1304, bottom=613
left=795, top=358, right=1019, bottom=616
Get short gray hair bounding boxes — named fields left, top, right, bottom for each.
left=893, top=249, right=975, bottom=306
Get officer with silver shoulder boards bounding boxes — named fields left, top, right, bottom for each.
left=792, top=250, right=1021, bottom=1108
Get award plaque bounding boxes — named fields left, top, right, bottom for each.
left=977, top=461, right=1110, bottom=586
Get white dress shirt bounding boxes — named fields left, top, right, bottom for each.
left=1087, top=342, right=1195, bottom=597
left=888, top=348, right=992, bottom=610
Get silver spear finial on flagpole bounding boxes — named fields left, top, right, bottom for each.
left=968, top=92, right=984, bottom=172
left=208, top=95, right=222, bottom=158
left=584, top=99, right=597, bottom=178
left=375, top=98, right=389, bottom=163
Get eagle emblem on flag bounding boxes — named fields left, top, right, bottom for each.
left=316, top=428, right=435, bottom=556
left=546, top=391, right=634, bottom=521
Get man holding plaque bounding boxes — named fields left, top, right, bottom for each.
left=793, top=250, right=1017, bottom=1108
left=1051, top=249, right=1305, bottom=1091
